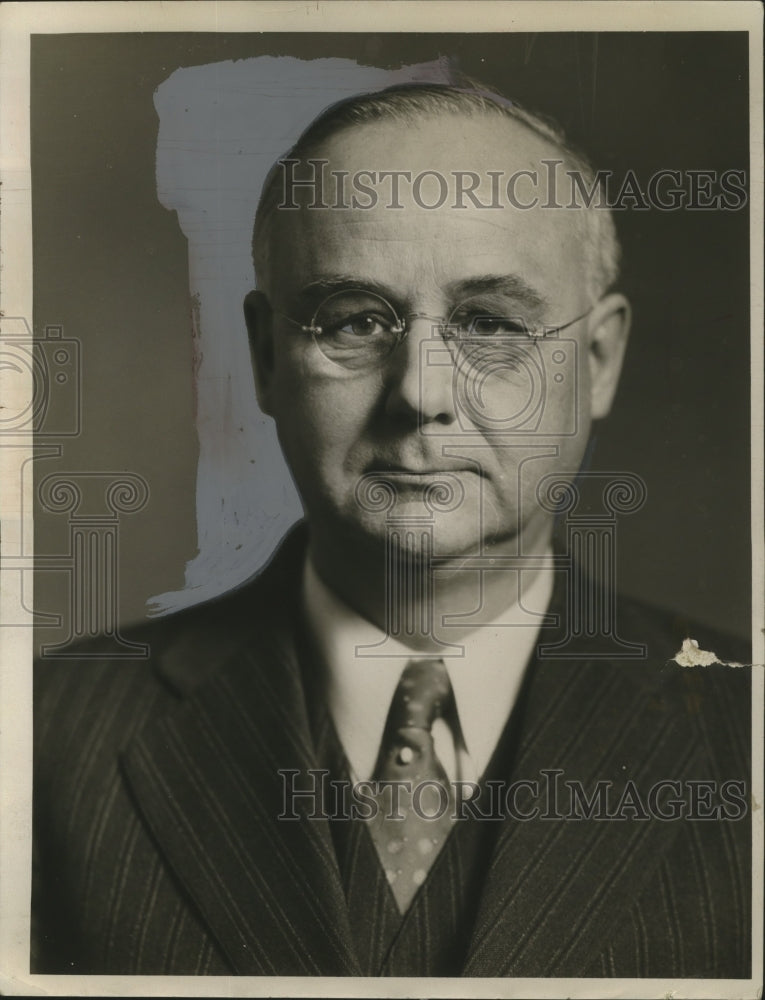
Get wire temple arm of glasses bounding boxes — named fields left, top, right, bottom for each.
left=272, top=311, right=318, bottom=335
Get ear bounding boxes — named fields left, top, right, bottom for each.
left=244, top=289, right=276, bottom=416
left=585, top=292, right=631, bottom=420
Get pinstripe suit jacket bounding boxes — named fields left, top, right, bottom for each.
left=33, top=525, right=752, bottom=978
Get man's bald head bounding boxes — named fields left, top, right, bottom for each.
left=251, top=82, right=621, bottom=304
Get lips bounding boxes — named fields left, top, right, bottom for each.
left=365, top=461, right=481, bottom=478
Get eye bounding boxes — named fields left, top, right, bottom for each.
left=466, top=315, right=529, bottom=338
left=314, top=293, right=399, bottom=342
left=332, top=311, right=390, bottom=339
left=447, top=302, right=532, bottom=338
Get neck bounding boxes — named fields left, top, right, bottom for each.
left=308, top=519, right=554, bottom=651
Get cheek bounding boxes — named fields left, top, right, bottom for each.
left=482, top=369, right=593, bottom=504
left=270, top=364, right=378, bottom=469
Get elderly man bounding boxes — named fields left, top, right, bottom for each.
left=33, top=83, right=750, bottom=979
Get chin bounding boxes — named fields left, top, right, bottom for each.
left=338, top=506, right=488, bottom=561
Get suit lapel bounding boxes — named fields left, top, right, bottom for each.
left=463, top=648, right=702, bottom=977
left=121, top=534, right=360, bottom=976
left=120, top=526, right=705, bottom=978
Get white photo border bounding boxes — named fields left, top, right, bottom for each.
left=1, top=3, right=762, bottom=997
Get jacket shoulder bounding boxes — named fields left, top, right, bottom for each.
left=35, top=522, right=308, bottom=759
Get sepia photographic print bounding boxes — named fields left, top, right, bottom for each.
left=0, top=2, right=762, bottom=997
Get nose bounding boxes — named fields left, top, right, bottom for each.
left=383, top=315, right=458, bottom=426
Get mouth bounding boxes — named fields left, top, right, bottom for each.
left=365, top=462, right=481, bottom=480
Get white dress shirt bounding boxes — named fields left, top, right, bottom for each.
left=302, top=557, right=555, bottom=785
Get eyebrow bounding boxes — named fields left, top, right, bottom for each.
left=298, top=274, right=548, bottom=309
left=296, top=273, right=549, bottom=311
left=444, top=275, right=548, bottom=311
left=297, top=276, right=397, bottom=304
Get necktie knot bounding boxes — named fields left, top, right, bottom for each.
left=386, top=658, right=453, bottom=732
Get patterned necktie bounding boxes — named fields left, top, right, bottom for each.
left=368, top=658, right=457, bottom=912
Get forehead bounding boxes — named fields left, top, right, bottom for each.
left=268, top=113, right=589, bottom=310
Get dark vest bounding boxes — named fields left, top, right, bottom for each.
left=308, top=670, right=532, bottom=976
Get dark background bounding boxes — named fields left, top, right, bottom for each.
left=31, top=32, right=752, bottom=646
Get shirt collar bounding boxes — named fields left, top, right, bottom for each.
left=301, top=556, right=554, bottom=782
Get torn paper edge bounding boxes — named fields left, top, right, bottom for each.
left=672, top=637, right=748, bottom=668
